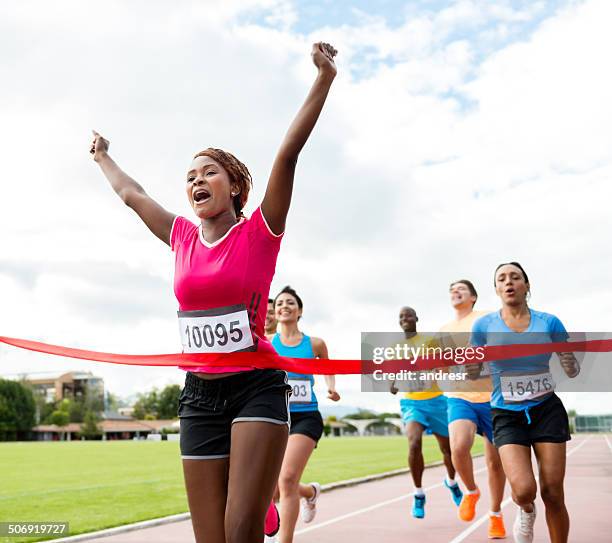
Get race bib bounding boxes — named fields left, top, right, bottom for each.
left=406, top=372, right=427, bottom=393
left=289, top=379, right=312, bottom=404
left=178, top=305, right=254, bottom=354
left=500, top=371, right=555, bottom=403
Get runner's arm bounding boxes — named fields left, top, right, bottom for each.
left=312, top=337, right=340, bottom=401
left=90, top=131, right=175, bottom=245
left=261, top=43, right=337, bottom=235
left=558, top=351, right=580, bottom=378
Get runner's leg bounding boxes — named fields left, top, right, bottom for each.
left=485, top=437, right=506, bottom=512
left=182, top=458, right=229, bottom=543
left=406, top=421, right=426, bottom=487
left=534, top=442, right=569, bottom=543
left=498, top=444, right=536, bottom=511
left=278, top=433, right=317, bottom=543
left=449, top=419, right=477, bottom=490
left=434, top=432, right=456, bottom=481
left=226, top=421, right=288, bottom=543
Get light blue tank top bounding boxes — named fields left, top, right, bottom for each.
left=271, top=333, right=318, bottom=413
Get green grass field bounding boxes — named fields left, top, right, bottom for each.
left=0, top=436, right=484, bottom=542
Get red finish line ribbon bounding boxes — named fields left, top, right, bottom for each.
left=1, top=336, right=611, bottom=374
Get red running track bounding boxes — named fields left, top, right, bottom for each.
left=84, top=434, right=612, bottom=543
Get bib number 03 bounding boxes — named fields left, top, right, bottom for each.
left=178, top=305, right=254, bottom=354
left=289, top=379, right=312, bottom=403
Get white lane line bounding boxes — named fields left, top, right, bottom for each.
left=604, top=434, right=612, bottom=455
left=294, top=462, right=488, bottom=536
left=447, top=436, right=593, bottom=543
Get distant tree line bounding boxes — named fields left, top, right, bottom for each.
left=132, top=385, right=181, bottom=420
left=0, top=379, right=36, bottom=440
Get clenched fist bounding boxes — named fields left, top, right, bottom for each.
left=90, top=130, right=110, bottom=162
left=559, top=352, right=580, bottom=378
left=311, top=42, right=337, bottom=77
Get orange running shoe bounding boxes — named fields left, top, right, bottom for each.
left=458, top=489, right=480, bottom=521
left=488, top=513, right=506, bottom=539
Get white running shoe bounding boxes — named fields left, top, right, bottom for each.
left=300, top=482, right=321, bottom=523
left=513, top=503, right=536, bottom=543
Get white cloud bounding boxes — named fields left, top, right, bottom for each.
left=1, top=0, right=611, bottom=413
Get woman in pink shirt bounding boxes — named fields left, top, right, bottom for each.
left=90, top=42, right=337, bottom=543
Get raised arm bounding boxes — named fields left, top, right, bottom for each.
left=261, top=42, right=337, bottom=235
left=90, top=131, right=175, bottom=246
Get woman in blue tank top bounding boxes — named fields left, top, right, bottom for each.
left=469, top=262, right=579, bottom=543
left=272, top=286, right=340, bottom=542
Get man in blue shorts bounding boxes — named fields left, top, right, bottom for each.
left=440, top=280, right=506, bottom=538
left=391, top=306, right=462, bottom=519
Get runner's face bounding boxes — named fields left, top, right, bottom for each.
left=450, top=283, right=475, bottom=309
left=186, top=156, right=238, bottom=219
left=265, top=302, right=277, bottom=331
left=399, top=307, right=417, bottom=333
left=495, top=265, right=529, bottom=306
left=275, top=293, right=302, bottom=323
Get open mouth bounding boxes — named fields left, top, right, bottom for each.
left=193, top=189, right=211, bottom=204
left=505, top=288, right=515, bottom=295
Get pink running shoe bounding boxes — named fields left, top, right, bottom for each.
left=265, top=500, right=280, bottom=537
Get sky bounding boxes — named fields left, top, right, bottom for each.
left=1, top=0, right=611, bottom=415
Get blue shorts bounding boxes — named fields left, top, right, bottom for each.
left=400, top=395, right=449, bottom=437
left=447, top=397, right=493, bottom=442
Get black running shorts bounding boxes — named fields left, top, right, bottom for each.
left=179, top=369, right=291, bottom=459
left=289, top=410, right=324, bottom=443
left=492, top=393, right=571, bottom=448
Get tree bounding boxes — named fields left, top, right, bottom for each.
left=50, top=398, right=71, bottom=440
left=157, top=385, right=181, bottom=419
left=378, top=411, right=401, bottom=420
left=105, top=392, right=125, bottom=412
left=50, top=410, right=70, bottom=427
left=49, top=410, right=70, bottom=440
left=80, top=410, right=102, bottom=440
left=0, top=379, right=36, bottom=441
left=71, top=400, right=86, bottom=422
left=344, top=409, right=378, bottom=420
left=133, top=389, right=160, bottom=419
left=132, top=385, right=181, bottom=420
left=567, top=409, right=577, bottom=434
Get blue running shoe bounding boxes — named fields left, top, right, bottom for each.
left=412, top=494, right=426, bottom=519
left=445, top=480, right=463, bottom=507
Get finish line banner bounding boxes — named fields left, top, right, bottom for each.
left=360, top=332, right=612, bottom=393
left=1, top=334, right=612, bottom=388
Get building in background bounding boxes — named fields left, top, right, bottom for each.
left=24, top=371, right=104, bottom=404
left=32, top=417, right=179, bottom=441
left=575, top=414, right=612, bottom=433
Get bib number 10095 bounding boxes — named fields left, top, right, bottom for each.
left=178, top=306, right=254, bottom=354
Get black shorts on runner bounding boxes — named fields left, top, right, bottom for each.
left=492, top=393, right=571, bottom=448
left=179, top=369, right=291, bottom=459
left=289, top=410, right=324, bottom=444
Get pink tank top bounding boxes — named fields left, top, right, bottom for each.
left=171, top=207, right=282, bottom=373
